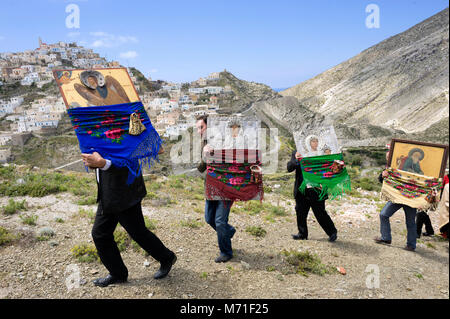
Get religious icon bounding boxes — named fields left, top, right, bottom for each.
left=388, top=139, right=449, bottom=178
left=294, top=124, right=341, bottom=158
left=53, top=68, right=140, bottom=108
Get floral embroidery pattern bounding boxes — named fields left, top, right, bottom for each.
left=68, top=104, right=147, bottom=144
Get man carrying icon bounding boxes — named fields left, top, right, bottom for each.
left=287, top=150, right=338, bottom=241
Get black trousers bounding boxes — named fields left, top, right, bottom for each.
left=416, top=210, right=434, bottom=236
left=295, top=189, right=337, bottom=238
left=92, top=201, right=173, bottom=279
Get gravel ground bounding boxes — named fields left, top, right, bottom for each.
left=0, top=189, right=448, bottom=299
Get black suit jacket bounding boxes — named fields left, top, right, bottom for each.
left=96, top=164, right=147, bottom=214
left=287, top=150, right=328, bottom=201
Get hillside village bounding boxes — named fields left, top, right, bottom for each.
left=0, top=39, right=236, bottom=164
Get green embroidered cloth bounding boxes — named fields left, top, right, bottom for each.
left=299, top=153, right=351, bottom=200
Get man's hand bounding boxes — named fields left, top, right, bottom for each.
left=82, top=152, right=106, bottom=169
left=382, top=170, right=389, bottom=178
left=158, top=146, right=164, bottom=155
left=295, top=152, right=302, bottom=160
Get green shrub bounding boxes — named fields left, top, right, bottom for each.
left=146, top=192, right=158, bottom=199
left=268, top=205, right=287, bottom=216
left=114, top=229, right=130, bottom=252
left=2, top=198, right=27, bottom=215
left=0, top=168, right=96, bottom=198
left=78, top=208, right=95, bottom=223
left=71, top=243, right=99, bottom=263
left=281, top=249, right=334, bottom=277
left=0, top=226, right=16, bottom=246
left=351, top=155, right=362, bottom=166
left=77, top=196, right=97, bottom=205
left=143, top=216, right=157, bottom=231
left=245, top=226, right=267, bottom=237
left=19, top=213, right=38, bottom=226
left=180, top=219, right=202, bottom=229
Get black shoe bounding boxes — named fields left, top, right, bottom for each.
left=404, top=245, right=416, bottom=252
left=328, top=232, right=338, bottom=242
left=214, top=254, right=232, bottom=263
left=93, top=274, right=127, bottom=287
left=374, top=236, right=391, bottom=245
left=292, top=233, right=307, bottom=240
left=154, top=253, right=177, bottom=279
left=422, top=232, right=434, bottom=237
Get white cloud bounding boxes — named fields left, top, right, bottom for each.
left=149, top=69, right=158, bottom=73
left=119, top=51, right=138, bottom=59
left=88, top=31, right=138, bottom=48
left=67, top=31, right=81, bottom=38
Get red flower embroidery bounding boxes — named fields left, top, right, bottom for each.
left=105, top=128, right=124, bottom=139
left=73, top=125, right=79, bottom=130
left=87, top=130, right=92, bottom=135
left=323, top=171, right=333, bottom=178
left=229, top=177, right=244, bottom=186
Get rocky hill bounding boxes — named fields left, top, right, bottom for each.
left=280, top=8, right=449, bottom=136
left=216, top=71, right=280, bottom=114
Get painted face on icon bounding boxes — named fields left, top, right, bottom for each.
left=231, top=124, right=241, bottom=138
left=411, top=151, right=422, bottom=163
left=87, top=76, right=98, bottom=89
left=310, top=138, right=318, bottom=151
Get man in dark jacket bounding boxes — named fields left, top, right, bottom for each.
left=287, top=150, right=337, bottom=241
left=82, top=151, right=176, bottom=287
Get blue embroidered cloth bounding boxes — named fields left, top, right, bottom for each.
left=67, top=101, right=162, bottom=184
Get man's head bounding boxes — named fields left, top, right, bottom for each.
left=196, top=115, right=208, bottom=138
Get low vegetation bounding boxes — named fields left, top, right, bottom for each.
left=2, top=198, right=27, bottom=215
left=0, top=226, right=17, bottom=246
left=281, top=249, right=335, bottom=277
left=245, top=226, right=267, bottom=237
left=19, top=213, right=38, bottom=226
left=71, top=243, right=99, bottom=263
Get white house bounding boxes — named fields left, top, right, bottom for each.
left=189, top=87, right=206, bottom=94
left=0, top=134, right=12, bottom=146
left=150, top=98, right=169, bottom=110
left=21, top=72, right=40, bottom=86
left=205, top=86, right=224, bottom=94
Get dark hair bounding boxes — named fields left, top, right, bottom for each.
left=196, top=115, right=208, bottom=125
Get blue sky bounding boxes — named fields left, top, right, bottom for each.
left=0, top=0, right=448, bottom=88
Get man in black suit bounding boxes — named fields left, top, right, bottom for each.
left=82, top=151, right=176, bottom=287
left=287, top=151, right=337, bottom=242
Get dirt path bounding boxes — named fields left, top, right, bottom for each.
left=0, top=190, right=448, bottom=299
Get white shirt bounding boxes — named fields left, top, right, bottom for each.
left=95, top=159, right=112, bottom=183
